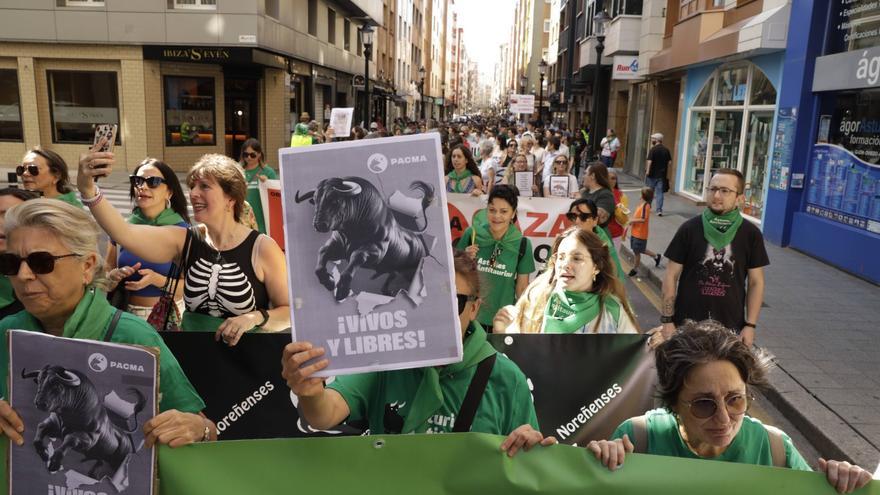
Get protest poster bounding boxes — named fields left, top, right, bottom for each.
left=278, top=134, right=462, bottom=376
left=508, top=94, right=535, bottom=114
left=259, top=179, right=285, bottom=251
left=8, top=330, right=158, bottom=495
left=515, top=171, right=533, bottom=197
left=329, top=107, right=354, bottom=138
left=549, top=175, right=570, bottom=197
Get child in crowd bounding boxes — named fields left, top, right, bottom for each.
left=627, top=187, right=662, bottom=276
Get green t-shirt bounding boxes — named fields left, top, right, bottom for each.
left=243, top=165, right=278, bottom=234
left=612, top=408, right=812, bottom=471
left=0, top=311, right=205, bottom=414
left=455, top=226, right=535, bottom=327
left=55, top=190, right=84, bottom=209
left=329, top=351, right=538, bottom=435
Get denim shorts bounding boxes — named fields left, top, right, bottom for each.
left=630, top=237, right=648, bottom=254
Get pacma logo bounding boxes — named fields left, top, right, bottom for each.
left=367, top=153, right=428, bottom=174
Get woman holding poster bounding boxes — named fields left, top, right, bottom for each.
left=494, top=227, right=637, bottom=334
left=456, top=186, right=535, bottom=329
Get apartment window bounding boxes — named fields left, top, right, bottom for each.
left=0, top=70, right=23, bottom=141
left=164, top=76, right=216, bottom=146
left=265, top=0, right=279, bottom=19
left=61, top=0, right=105, bottom=6
left=328, top=9, right=336, bottom=44
left=344, top=19, right=351, bottom=50
left=308, top=0, right=318, bottom=36
left=48, top=71, right=119, bottom=144
left=172, top=0, right=216, bottom=9
left=544, top=19, right=551, bottom=32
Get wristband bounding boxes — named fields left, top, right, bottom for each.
left=201, top=417, right=211, bottom=442
left=255, top=308, right=269, bottom=328
left=80, top=186, right=104, bottom=207
left=743, top=322, right=756, bottom=329
left=660, top=315, right=674, bottom=324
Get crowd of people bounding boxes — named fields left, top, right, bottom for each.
left=0, top=115, right=872, bottom=493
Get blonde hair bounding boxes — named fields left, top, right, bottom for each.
left=512, top=227, right=636, bottom=333
left=3, top=198, right=107, bottom=290
left=186, top=153, right=248, bottom=222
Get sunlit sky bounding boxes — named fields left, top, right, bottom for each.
left=457, top=0, right=514, bottom=82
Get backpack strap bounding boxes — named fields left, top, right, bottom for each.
left=764, top=424, right=787, bottom=468
left=453, top=354, right=497, bottom=433
left=517, top=236, right=528, bottom=266
left=630, top=415, right=648, bottom=453
left=104, top=309, right=124, bottom=342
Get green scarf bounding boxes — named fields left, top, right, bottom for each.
left=181, top=310, right=227, bottom=333
left=447, top=169, right=473, bottom=193
left=55, top=191, right=84, bottom=209
left=701, top=208, right=744, bottom=250
left=402, top=322, right=497, bottom=433
left=0, top=276, right=15, bottom=309
left=472, top=209, right=523, bottom=255
left=11, top=287, right=115, bottom=341
left=128, top=207, right=186, bottom=226
left=542, top=288, right=621, bottom=334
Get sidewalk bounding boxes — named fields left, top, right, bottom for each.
left=615, top=171, right=880, bottom=470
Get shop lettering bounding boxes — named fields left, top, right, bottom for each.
left=162, top=48, right=231, bottom=61
left=856, top=50, right=880, bottom=86
left=839, top=118, right=880, bottom=135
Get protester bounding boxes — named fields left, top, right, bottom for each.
left=457, top=185, right=534, bottom=329
left=0, top=199, right=215, bottom=447
left=0, top=188, right=38, bottom=320
left=540, top=136, right=562, bottom=190
left=282, top=250, right=555, bottom=456
left=543, top=155, right=579, bottom=199
left=77, top=151, right=290, bottom=345
left=566, top=199, right=625, bottom=281
left=445, top=144, right=484, bottom=196
left=238, top=138, right=277, bottom=234
left=105, top=159, right=189, bottom=321
left=519, top=134, right=538, bottom=171
left=607, top=169, right=628, bottom=250
left=600, top=129, right=621, bottom=168
left=18, top=147, right=82, bottom=208
left=493, top=227, right=637, bottom=334
left=587, top=320, right=872, bottom=494
left=477, top=139, right=499, bottom=194
left=580, top=162, right=616, bottom=237
left=627, top=187, right=663, bottom=277
left=646, top=132, right=672, bottom=216
left=291, top=123, right=313, bottom=147
left=505, top=152, right=538, bottom=196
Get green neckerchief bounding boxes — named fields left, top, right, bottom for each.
left=0, top=276, right=15, bottom=308
left=472, top=209, right=523, bottom=254
left=593, top=226, right=625, bottom=280
left=11, top=288, right=115, bottom=341
left=128, top=207, right=186, bottom=227
left=447, top=169, right=473, bottom=193
left=402, top=322, right=496, bottom=433
left=55, top=190, right=84, bottom=209
left=701, top=208, right=744, bottom=250
left=543, top=288, right=621, bottom=334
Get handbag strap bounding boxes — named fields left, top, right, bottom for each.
left=104, top=309, right=123, bottom=342
left=161, top=227, right=194, bottom=331
left=452, top=353, right=497, bottom=433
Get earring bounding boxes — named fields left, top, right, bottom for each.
left=592, top=272, right=598, bottom=282
left=166, top=198, right=172, bottom=210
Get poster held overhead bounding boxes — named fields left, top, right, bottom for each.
left=329, top=108, right=354, bottom=138
left=278, top=134, right=462, bottom=376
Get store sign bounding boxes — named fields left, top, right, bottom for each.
left=611, top=56, right=640, bottom=80
left=813, top=45, right=880, bottom=91
left=143, top=46, right=252, bottom=64
left=827, top=0, right=880, bottom=54
left=509, top=94, right=535, bottom=113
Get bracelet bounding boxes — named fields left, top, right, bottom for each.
left=255, top=308, right=269, bottom=328
left=659, top=315, right=674, bottom=324
left=80, top=186, right=104, bottom=207
left=201, top=417, right=211, bottom=442
left=743, top=322, right=757, bottom=329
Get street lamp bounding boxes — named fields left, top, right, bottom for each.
left=441, top=81, right=446, bottom=122
left=591, top=10, right=610, bottom=158
left=418, top=66, right=426, bottom=120
left=361, top=24, right=374, bottom=126
left=538, top=59, right=548, bottom=126
left=519, top=74, right=527, bottom=95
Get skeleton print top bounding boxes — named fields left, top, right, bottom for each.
left=183, top=230, right=269, bottom=318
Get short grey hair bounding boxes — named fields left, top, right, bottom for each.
left=4, top=199, right=107, bottom=290
left=478, top=139, right=495, bottom=158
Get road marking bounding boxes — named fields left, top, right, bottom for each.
left=618, top=255, right=663, bottom=311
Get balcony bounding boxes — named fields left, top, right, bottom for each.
left=603, top=15, right=642, bottom=55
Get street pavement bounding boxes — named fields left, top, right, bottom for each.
left=614, top=170, right=880, bottom=471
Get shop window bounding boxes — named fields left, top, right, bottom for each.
left=684, top=112, right=711, bottom=195
left=750, top=69, right=777, bottom=106
left=0, top=70, right=23, bottom=142
left=164, top=76, right=215, bottom=146
left=172, top=0, right=216, bottom=9
left=61, top=0, right=105, bottom=6
left=715, top=67, right=749, bottom=106
left=694, top=76, right=713, bottom=106
left=48, top=70, right=119, bottom=144
left=743, top=111, right=772, bottom=217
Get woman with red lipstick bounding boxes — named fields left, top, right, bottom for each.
left=587, top=320, right=873, bottom=494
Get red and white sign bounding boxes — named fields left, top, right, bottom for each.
left=612, top=56, right=640, bottom=80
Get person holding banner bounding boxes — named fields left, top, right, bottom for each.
left=505, top=153, right=539, bottom=196
left=587, top=320, right=872, bottom=494
left=542, top=155, right=579, bottom=199
left=282, top=251, right=555, bottom=455
left=77, top=151, right=290, bottom=344
left=445, top=145, right=484, bottom=196
left=494, top=227, right=637, bottom=334
left=457, top=185, right=535, bottom=329
left=566, top=199, right=625, bottom=281
left=0, top=199, right=216, bottom=447
left=239, top=138, right=277, bottom=235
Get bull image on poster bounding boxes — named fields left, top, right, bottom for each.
left=9, top=330, right=158, bottom=495
left=279, top=134, right=462, bottom=377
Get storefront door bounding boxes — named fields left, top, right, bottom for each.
left=225, top=77, right=258, bottom=159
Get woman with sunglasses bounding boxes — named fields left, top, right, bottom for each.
left=239, top=138, right=277, bottom=234
left=504, top=153, right=539, bottom=196
left=18, top=147, right=82, bottom=208
left=283, top=250, right=555, bottom=455
left=494, top=227, right=636, bottom=334
left=105, top=159, right=189, bottom=321
left=542, top=155, right=580, bottom=199
left=0, top=199, right=215, bottom=448
left=0, top=188, right=38, bottom=320
left=567, top=199, right=625, bottom=281
left=587, top=320, right=872, bottom=494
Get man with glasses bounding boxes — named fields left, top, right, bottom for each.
left=659, top=169, right=768, bottom=347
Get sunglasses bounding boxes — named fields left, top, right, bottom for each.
left=554, top=159, right=568, bottom=165
left=0, top=252, right=80, bottom=276
left=682, top=394, right=749, bottom=419
left=242, top=152, right=259, bottom=159
left=566, top=212, right=596, bottom=222
left=130, top=175, right=167, bottom=189
left=457, top=294, right=478, bottom=315
left=16, top=164, right=39, bottom=177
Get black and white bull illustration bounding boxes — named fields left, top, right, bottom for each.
left=296, top=177, right=435, bottom=300
left=21, top=365, right=145, bottom=478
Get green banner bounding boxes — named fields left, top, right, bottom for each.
left=2, top=434, right=877, bottom=494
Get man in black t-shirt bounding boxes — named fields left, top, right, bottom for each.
left=645, top=133, right=672, bottom=216
left=659, top=169, right=768, bottom=347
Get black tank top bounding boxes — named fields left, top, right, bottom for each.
left=183, top=230, right=270, bottom=318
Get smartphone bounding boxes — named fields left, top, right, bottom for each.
left=91, top=124, right=117, bottom=182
